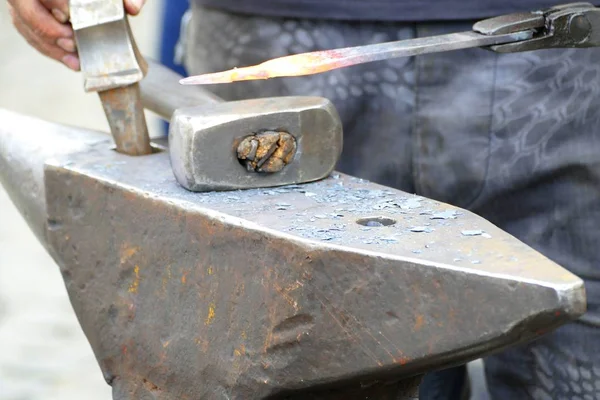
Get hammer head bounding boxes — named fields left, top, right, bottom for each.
left=70, top=0, right=147, bottom=92
left=69, top=0, right=152, bottom=156
left=169, top=96, right=344, bottom=192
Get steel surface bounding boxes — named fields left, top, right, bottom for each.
left=140, top=60, right=344, bottom=192
left=0, top=109, right=108, bottom=245
left=168, top=96, right=343, bottom=192
left=70, top=0, right=151, bottom=156
left=0, top=108, right=585, bottom=399
left=98, top=84, right=153, bottom=155
left=70, top=0, right=147, bottom=92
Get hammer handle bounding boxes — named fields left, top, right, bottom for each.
left=140, top=60, right=223, bottom=121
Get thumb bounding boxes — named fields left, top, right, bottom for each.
left=124, top=0, right=147, bottom=16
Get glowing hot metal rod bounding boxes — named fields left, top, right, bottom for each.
left=180, top=3, right=600, bottom=86
left=179, top=30, right=533, bottom=85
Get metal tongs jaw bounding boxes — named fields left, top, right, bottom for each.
left=474, top=2, right=600, bottom=52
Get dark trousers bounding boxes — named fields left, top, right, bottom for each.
left=183, top=6, right=600, bottom=399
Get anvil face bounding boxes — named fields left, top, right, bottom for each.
left=0, top=109, right=586, bottom=399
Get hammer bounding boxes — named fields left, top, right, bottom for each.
left=140, top=61, right=343, bottom=192
left=70, top=0, right=152, bottom=156
left=70, top=1, right=343, bottom=191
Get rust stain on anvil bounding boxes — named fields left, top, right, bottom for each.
left=181, top=271, right=188, bottom=285
left=41, top=145, right=585, bottom=399
left=128, top=265, right=140, bottom=294
left=160, top=265, right=172, bottom=296
left=205, top=302, right=216, bottom=326
left=414, top=315, right=424, bottom=332
left=120, top=244, right=138, bottom=264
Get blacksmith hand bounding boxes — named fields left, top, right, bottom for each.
left=7, top=0, right=147, bottom=71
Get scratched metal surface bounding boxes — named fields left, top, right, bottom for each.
left=67, top=142, right=582, bottom=286
left=0, top=109, right=586, bottom=399
left=36, top=135, right=585, bottom=399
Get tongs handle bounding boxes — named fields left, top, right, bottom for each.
left=474, top=2, right=600, bottom=53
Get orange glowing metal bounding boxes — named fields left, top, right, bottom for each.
left=179, top=30, right=534, bottom=85
left=179, top=49, right=351, bottom=85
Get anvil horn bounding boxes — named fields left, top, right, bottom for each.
left=0, top=109, right=109, bottom=245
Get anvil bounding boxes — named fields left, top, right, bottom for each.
left=0, top=66, right=586, bottom=399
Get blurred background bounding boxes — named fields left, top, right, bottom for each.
left=0, top=1, right=168, bottom=398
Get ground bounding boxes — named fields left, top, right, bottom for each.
left=0, top=2, right=162, bottom=398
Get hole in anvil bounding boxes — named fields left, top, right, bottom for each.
left=356, top=216, right=396, bottom=227
left=111, top=144, right=164, bottom=154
